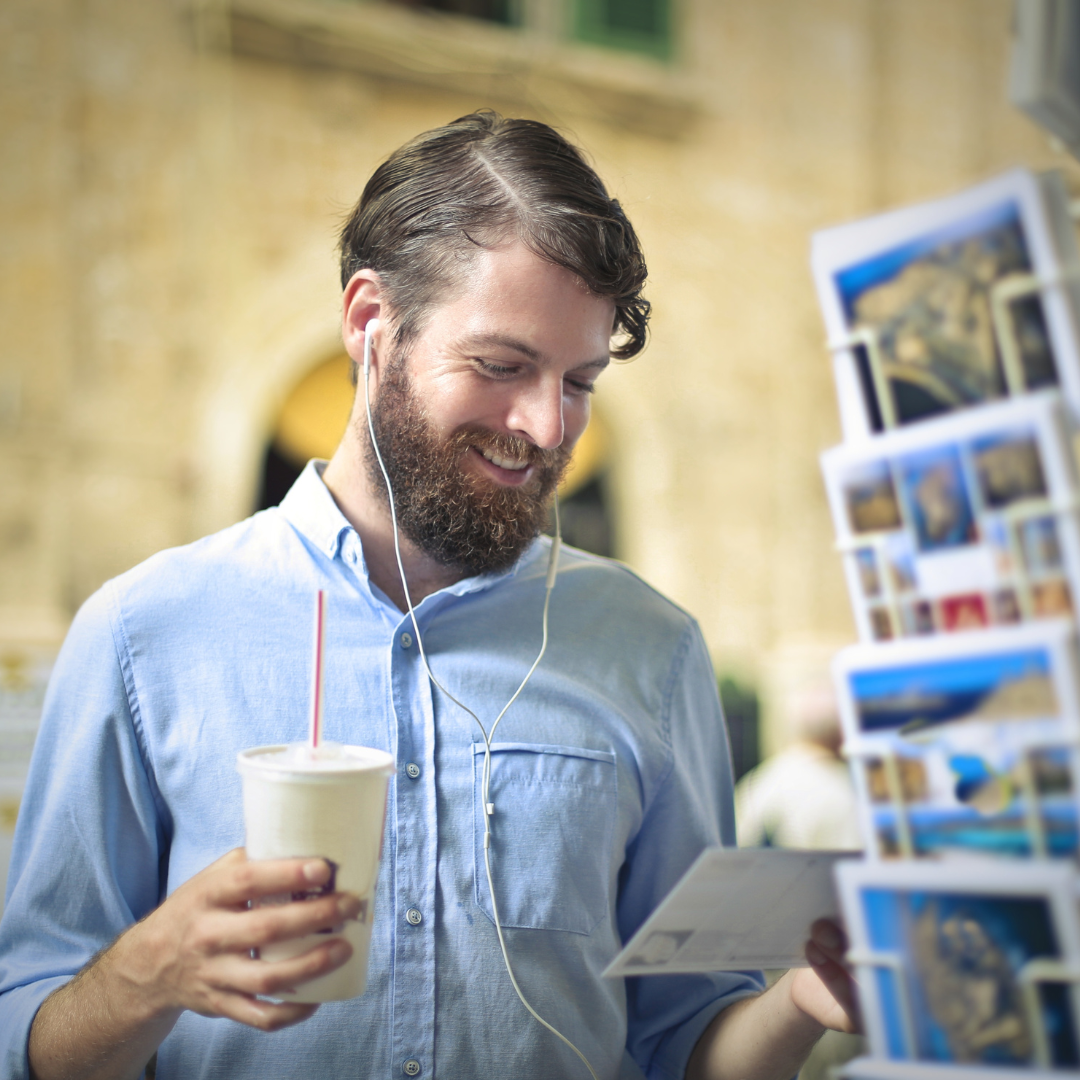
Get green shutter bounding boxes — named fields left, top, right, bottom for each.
left=572, top=0, right=672, bottom=61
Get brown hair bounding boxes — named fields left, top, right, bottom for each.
left=339, top=110, right=649, bottom=359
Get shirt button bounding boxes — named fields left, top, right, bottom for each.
left=403, top=1061, right=421, bottom=1077
left=400, top=632, right=413, bottom=648
left=405, top=907, right=423, bottom=926
left=405, top=762, right=421, bottom=780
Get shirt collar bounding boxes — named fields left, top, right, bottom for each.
left=278, top=459, right=544, bottom=600
left=278, top=460, right=353, bottom=560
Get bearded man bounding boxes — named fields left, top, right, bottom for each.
left=0, top=112, right=855, bottom=1080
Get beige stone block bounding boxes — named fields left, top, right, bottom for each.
left=4, top=0, right=1077, bottom=752
left=0, top=449, right=67, bottom=612
left=68, top=464, right=188, bottom=607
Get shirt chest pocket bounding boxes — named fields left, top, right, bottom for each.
left=472, top=742, right=618, bottom=936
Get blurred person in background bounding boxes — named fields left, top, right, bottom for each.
left=736, top=678, right=861, bottom=852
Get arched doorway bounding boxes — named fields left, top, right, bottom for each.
left=255, top=358, right=617, bottom=558
left=554, top=409, right=615, bottom=558
left=256, top=352, right=354, bottom=510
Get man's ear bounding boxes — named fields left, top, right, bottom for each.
left=342, top=270, right=384, bottom=373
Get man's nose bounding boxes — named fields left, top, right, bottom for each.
left=506, top=379, right=565, bottom=451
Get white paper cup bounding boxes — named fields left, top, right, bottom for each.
left=237, top=743, right=395, bottom=1002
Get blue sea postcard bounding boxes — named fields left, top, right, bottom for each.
left=835, top=623, right=1080, bottom=859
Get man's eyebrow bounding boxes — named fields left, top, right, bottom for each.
left=461, top=333, right=611, bottom=371
left=461, top=333, right=542, bottom=360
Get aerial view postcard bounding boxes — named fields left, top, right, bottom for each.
left=853, top=743, right=1079, bottom=860
left=822, top=393, right=1080, bottom=642
left=812, top=169, right=1080, bottom=440
left=835, top=624, right=1080, bottom=859
left=837, top=859, right=1080, bottom=1070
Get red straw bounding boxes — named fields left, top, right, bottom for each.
left=309, top=590, right=326, bottom=750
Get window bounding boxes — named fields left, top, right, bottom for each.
left=221, top=0, right=693, bottom=138
left=573, top=0, right=671, bottom=61
left=387, top=0, right=517, bottom=26
left=386, top=0, right=673, bottom=61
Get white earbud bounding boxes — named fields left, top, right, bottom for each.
left=363, top=317, right=380, bottom=381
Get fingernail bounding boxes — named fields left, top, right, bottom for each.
left=328, top=940, right=351, bottom=965
left=818, top=926, right=842, bottom=950
left=337, top=894, right=361, bottom=919
left=303, top=860, right=329, bottom=883
left=806, top=941, right=826, bottom=966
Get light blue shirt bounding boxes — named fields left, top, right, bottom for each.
left=0, top=462, right=762, bottom=1079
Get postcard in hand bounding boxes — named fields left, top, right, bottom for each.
left=837, top=859, right=1080, bottom=1070
left=834, top=622, right=1080, bottom=860
left=812, top=169, right=1080, bottom=440
left=821, top=392, right=1080, bottom=642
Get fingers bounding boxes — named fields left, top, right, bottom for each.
left=808, top=918, right=847, bottom=964
left=131, top=850, right=355, bottom=1035
left=212, top=892, right=363, bottom=952
left=206, top=854, right=335, bottom=908
left=806, top=920, right=862, bottom=1033
left=806, top=951, right=861, bottom=1032
left=211, top=938, right=353, bottom=999
left=194, top=988, right=321, bottom=1032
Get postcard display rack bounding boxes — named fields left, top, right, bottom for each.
left=813, top=168, right=1080, bottom=1078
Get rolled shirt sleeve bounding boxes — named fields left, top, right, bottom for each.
left=0, top=583, right=168, bottom=1078
left=621, top=622, right=765, bottom=1080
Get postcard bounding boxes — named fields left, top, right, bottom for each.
left=602, top=848, right=854, bottom=977
left=821, top=392, right=1080, bottom=643
left=834, top=623, right=1080, bottom=860
left=837, top=859, right=1080, bottom=1070
left=897, top=445, right=978, bottom=551
left=812, top=169, right=1080, bottom=440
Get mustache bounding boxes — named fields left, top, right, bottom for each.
left=448, top=426, right=570, bottom=471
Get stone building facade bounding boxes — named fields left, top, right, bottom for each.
left=1, top=0, right=1074, bottom=756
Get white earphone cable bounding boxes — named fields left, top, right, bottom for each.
left=362, top=321, right=599, bottom=1080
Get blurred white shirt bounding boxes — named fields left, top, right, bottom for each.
left=735, top=742, right=863, bottom=850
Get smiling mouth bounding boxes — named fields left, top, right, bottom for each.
left=477, top=446, right=529, bottom=471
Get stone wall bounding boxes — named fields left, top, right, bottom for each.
left=1, top=0, right=1074, bottom=750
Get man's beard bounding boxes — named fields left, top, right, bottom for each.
left=363, top=356, right=572, bottom=577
